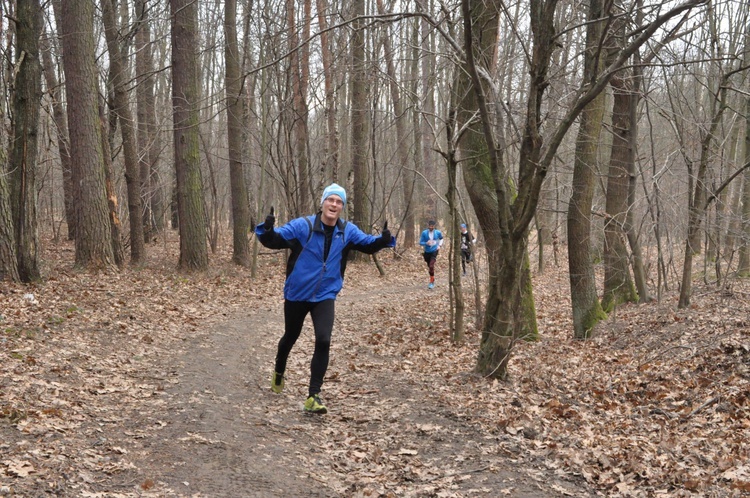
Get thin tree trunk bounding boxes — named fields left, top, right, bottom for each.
left=445, top=114, right=464, bottom=341
left=376, top=0, right=414, bottom=249
left=351, top=0, right=370, bottom=242
left=678, top=74, right=729, bottom=308
left=135, top=0, right=161, bottom=238
left=102, top=0, right=145, bottom=265
left=287, top=0, right=311, bottom=213
left=626, top=44, right=651, bottom=303
left=315, top=0, right=340, bottom=182
left=9, top=0, right=42, bottom=282
left=41, top=28, right=74, bottom=241
left=737, top=98, right=750, bottom=275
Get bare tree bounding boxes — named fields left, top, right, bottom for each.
left=567, top=0, right=612, bottom=338
left=134, top=0, right=163, bottom=238
left=57, top=0, right=115, bottom=271
left=315, top=0, right=340, bottom=182
left=9, top=0, right=42, bottom=282
left=102, top=0, right=145, bottom=265
left=458, top=0, right=707, bottom=378
left=225, top=0, right=252, bottom=267
left=170, top=0, right=208, bottom=270
left=41, top=27, right=74, bottom=241
left=287, top=0, right=312, bottom=213
left=737, top=18, right=750, bottom=276
left=602, top=60, right=639, bottom=310
left=351, top=0, right=370, bottom=239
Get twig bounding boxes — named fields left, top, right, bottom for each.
left=424, top=464, right=492, bottom=482
left=681, top=396, right=719, bottom=420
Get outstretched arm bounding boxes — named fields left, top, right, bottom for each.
left=349, top=221, right=396, bottom=255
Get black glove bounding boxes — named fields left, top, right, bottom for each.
left=381, top=220, right=391, bottom=244
left=263, top=207, right=275, bottom=230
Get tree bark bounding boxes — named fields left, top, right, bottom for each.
left=740, top=111, right=750, bottom=275
left=225, top=0, right=251, bottom=267
left=58, top=0, right=115, bottom=271
left=9, top=0, right=42, bottom=282
left=286, top=0, right=312, bottom=213
left=170, top=0, right=209, bottom=271
left=98, top=100, right=125, bottom=269
left=41, top=26, right=74, bottom=241
left=678, top=73, right=729, bottom=307
left=0, top=168, right=19, bottom=282
left=602, top=71, right=639, bottom=311
left=738, top=24, right=750, bottom=276
left=102, top=0, right=145, bottom=265
left=351, top=0, right=370, bottom=240
left=315, top=0, right=340, bottom=183
left=135, top=0, right=163, bottom=237
left=567, top=0, right=609, bottom=338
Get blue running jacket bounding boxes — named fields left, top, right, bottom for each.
left=256, top=213, right=395, bottom=302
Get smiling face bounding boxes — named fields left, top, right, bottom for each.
left=321, top=195, right=344, bottom=225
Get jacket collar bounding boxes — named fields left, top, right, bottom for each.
left=313, top=212, right=345, bottom=232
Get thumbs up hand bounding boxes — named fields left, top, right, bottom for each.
left=263, top=207, right=275, bottom=230
left=380, top=220, right=391, bottom=244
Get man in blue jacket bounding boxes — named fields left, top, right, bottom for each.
left=256, top=183, right=395, bottom=414
left=419, top=220, right=443, bottom=289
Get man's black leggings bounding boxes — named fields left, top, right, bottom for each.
left=275, top=299, right=335, bottom=396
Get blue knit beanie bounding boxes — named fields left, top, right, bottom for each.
left=321, top=183, right=347, bottom=206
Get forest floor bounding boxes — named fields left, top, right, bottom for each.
left=1, top=232, right=749, bottom=497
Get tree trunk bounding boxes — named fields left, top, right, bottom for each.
left=41, top=26, right=74, bottom=241
left=225, top=0, right=251, bottom=267
left=315, top=0, right=340, bottom=183
left=445, top=127, right=465, bottom=342
left=567, top=0, right=609, bottom=338
left=135, top=0, right=163, bottom=237
left=458, top=0, right=539, bottom=380
left=418, top=0, right=437, bottom=222
left=98, top=100, right=125, bottom=269
left=9, top=0, right=42, bottom=282
left=678, top=75, right=729, bottom=308
left=602, top=72, right=638, bottom=311
left=739, top=122, right=750, bottom=275
left=0, top=169, right=19, bottom=282
left=626, top=47, right=651, bottom=303
left=377, top=0, right=414, bottom=248
left=102, top=0, right=145, bottom=265
left=170, top=0, right=208, bottom=271
left=286, top=0, right=312, bottom=213
left=58, top=0, right=115, bottom=271
left=351, top=0, right=370, bottom=240
left=738, top=27, right=750, bottom=276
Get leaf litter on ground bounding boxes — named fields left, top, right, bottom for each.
left=0, top=234, right=748, bottom=497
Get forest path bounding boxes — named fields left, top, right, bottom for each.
left=118, top=278, right=591, bottom=497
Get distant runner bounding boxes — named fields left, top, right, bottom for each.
left=419, top=220, right=443, bottom=289
left=459, top=223, right=475, bottom=276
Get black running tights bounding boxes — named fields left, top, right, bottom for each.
left=275, top=299, right=335, bottom=396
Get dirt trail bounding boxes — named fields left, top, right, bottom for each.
left=111, top=280, right=591, bottom=497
